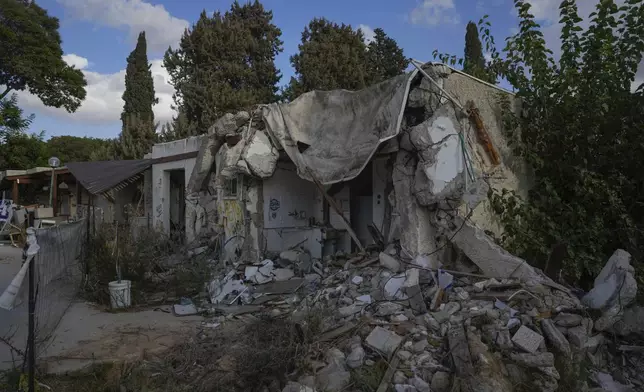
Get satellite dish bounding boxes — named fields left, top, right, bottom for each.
left=48, top=156, right=60, bottom=168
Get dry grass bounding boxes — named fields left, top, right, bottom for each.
left=82, top=223, right=213, bottom=307
left=37, top=312, right=327, bottom=392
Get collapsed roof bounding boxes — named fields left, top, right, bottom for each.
left=263, top=70, right=418, bottom=184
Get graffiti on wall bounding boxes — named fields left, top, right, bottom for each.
left=269, top=197, right=280, bottom=220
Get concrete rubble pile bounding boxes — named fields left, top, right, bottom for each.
left=199, top=241, right=643, bottom=392
left=184, top=64, right=644, bottom=391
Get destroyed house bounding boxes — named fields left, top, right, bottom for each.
left=178, top=62, right=535, bottom=279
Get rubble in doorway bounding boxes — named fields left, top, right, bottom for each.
left=195, top=241, right=644, bottom=392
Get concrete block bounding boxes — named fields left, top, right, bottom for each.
left=366, top=326, right=403, bottom=358
left=511, top=326, right=544, bottom=353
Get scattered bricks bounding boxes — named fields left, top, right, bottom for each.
left=512, top=326, right=544, bottom=353
left=366, top=326, right=403, bottom=359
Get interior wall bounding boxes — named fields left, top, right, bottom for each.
left=350, top=161, right=374, bottom=249
left=260, top=162, right=325, bottom=257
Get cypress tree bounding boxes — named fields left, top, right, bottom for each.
left=118, top=31, right=158, bottom=159
left=463, top=21, right=490, bottom=82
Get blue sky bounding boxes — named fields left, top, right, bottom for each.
left=15, top=0, right=611, bottom=140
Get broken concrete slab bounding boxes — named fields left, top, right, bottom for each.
left=583, top=250, right=637, bottom=331
left=282, top=382, right=315, bottom=392
left=510, top=352, right=555, bottom=368
left=431, top=371, right=451, bottom=392
left=511, top=325, right=544, bottom=353
left=403, top=268, right=428, bottom=315
left=208, top=111, right=250, bottom=138
left=583, top=250, right=637, bottom=309
left=379, top=252, right=402, bottom=272
left=567, top=325, right=588, bottom=348
left=409, top=104, right=471, bottom=206
left=273, top=268, right=295, bottom=281
left=612, top=306, right=644, bottom=337
left=392, top=150, right=440, bottom=259
left=346, top=345, right=365, bottom=369
left=243, top=130, right=278, bottom=178
left=541, top=319, right=571, bottom=356
left=365, top=326, right=403, bottom=359
left=554, top=313, right=583, bottom=327
left=436, top=215, right=545, bottom=281
left=254, top=278, right=305, bottom=294
left=315, top=362, right=350, bottom=392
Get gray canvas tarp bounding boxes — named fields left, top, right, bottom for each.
left=262, top=70, right=418, bottom=184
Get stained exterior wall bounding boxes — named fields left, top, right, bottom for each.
left=146, top=137, right=203, bottom=242
left=442, top=70, right=531, bottom=238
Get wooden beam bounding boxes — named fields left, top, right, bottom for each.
left=307, top=169, right=365, bottom=252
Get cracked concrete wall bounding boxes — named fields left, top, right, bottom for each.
left=442, top=71, right=532, bottom=239
left=392, top=149, right=440, bottom=261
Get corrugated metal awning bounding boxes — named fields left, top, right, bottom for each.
left=66, top=160, right=153, bottom=195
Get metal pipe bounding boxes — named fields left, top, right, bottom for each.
left=27, top=240, right=35, bottom=392
left=409, top=59, right=466, bottom=113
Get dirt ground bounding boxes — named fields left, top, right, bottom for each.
left=39, top=301, right=205, bottom=375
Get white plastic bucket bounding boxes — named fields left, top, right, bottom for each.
left=108, top=280, right=131, bottom=309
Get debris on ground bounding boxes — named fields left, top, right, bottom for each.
left=158, top=240, right=643, bottom=392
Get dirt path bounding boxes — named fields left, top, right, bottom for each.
left=39, top=302, right=204, bottom=374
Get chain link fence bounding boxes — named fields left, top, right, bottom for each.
left=0, top=220, right=86, bottom=372
left=33, top=220, right=87, bottom=353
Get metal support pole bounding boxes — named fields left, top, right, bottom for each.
left=26, top=240, right=35, bottom=392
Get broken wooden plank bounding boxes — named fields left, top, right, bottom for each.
left=376, top=354, right=401, bottom=392
left=307, top=168, right=365, bottom=252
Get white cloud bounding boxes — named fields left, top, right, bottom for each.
left=17, top=56, right=176, bottom=126
left=57, top=0, right=189, bottom=52
left=62, top=53, right=89, bottom=70
left=358, top=24, right=376, bottom=45
left=523, top=0, right=561, bottom=20
left=409, top=0, right=460, bottom=26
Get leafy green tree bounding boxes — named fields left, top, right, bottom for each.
left=158, top=107, right=198, bottom=142
left=0, top=131, right=48, bottom=170
left=89, top=139, right=119, bottom=161
left=365, top=28, right=409, bottom=84
left=164, top=0, right=283, bottom=133
left=117, top=31, right=158, bottom=159
left=473, top=0, right=644, bottom=285
left=0, top=0, right=87, bottom=112
left=287, top=18, right=368, bottom=100
left=46, top=136, right=112, bottom=163
left=463, top=21, right=494, bottom=82
left=0, top=94, right=34, bottom=141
